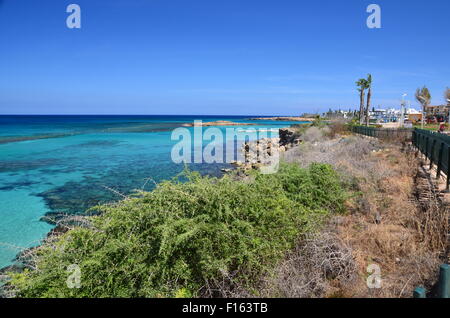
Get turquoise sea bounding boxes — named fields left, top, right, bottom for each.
left=0, top=115, right=302, bottom=269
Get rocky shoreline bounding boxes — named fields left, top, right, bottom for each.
left=231, top=127, right=302, bottom=172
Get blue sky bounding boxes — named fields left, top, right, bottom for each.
left=0, top=0, right=449, bottom=115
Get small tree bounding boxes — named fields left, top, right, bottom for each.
left=356, top=79, right=368, bottom=125
left=445, top=87, right=450, bottom=105
left=415, top=86, right=431, bottom=129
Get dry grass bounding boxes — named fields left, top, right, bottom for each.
left=260, top=232, right=357, bottom=298
left=196, top=129, right=447, bottom=298
left=278, top=131, right=448, bottom=298
left=209, top=128, right=448, bottom=298
left=211, top=129, right=447, bottom=298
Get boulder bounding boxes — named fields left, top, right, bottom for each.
left=279, top=128, right=299, bottom=146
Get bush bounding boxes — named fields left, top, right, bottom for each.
left=9, top=163, right=346, bottom=298
left=326, top=120, right=349, bottom=138
left=301, top=127, right=324, bottom=143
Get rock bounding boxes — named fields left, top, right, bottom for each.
left=279, top=128, right=301, bottom=146
left=375, top=212, right=382, bottom=224
left=0, top=264, right=24, bottom=275
left=252, top=163, right=263, bottom=170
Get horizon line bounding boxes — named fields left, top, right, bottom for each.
left=0, top=114, right=319, bottom=117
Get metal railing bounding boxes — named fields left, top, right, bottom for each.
left=350, top=125, right=413, bottom=141
left=352, top=127, right=450, bottom=298
left=412, top=128, right=450, bottom=191
left=412, top=128, right=450, bottom=298
left=414, top=264, right=450, bottom=298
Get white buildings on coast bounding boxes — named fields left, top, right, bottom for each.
left=370, top=107, right=421, bottom=123
left=322, top=107, right=422, bottom=123
left=323, top=104, right=450, bottom=125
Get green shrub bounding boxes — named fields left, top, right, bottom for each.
left=10, top=163, right=346, bottom=298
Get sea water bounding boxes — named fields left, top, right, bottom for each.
left=0, top=115, right=301, bottom=268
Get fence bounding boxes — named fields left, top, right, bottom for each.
left=412, top=129, right=450, bottom=298
left=352, top=126, right=450, bottom=190
left=354, top=127, right=450, bottom=297
left=350, top=126, right=413, bottom=141
left=414, top=264, right=450, bottom=298
left=412, top=128, right=450, bottom=191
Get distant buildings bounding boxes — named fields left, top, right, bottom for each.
left=369, top=108, right=421, bottom=123
left=323, top=103, right=450, bottom=125
left=423, top=105, right=450, bottom=123
left=321, top=105, right=450, bottom=125
left=322, top=109, right=356, bottom=119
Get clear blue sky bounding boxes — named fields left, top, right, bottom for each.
left=0, top=0, right=449, bottom=115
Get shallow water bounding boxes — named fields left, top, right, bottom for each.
left=0, top=115, right=301, bottom=268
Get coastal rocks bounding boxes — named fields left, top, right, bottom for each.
left=236, top=127, right=304, bottom=173
left=239, top=137, right=280, bottom=172
left=279, top=128, right=302, bottom=147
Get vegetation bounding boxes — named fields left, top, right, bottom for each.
left=283, top=131, right=448, bottom=297
left=415, top=86, right=432, bottom=129
left=8, top=163, right=347, bottom=298
left=355, top=74, right=373, bottom=127
left=413, top=123, right=448, bottom=131
left=356, top=78, right=368, bottom=125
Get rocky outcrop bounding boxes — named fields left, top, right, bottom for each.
left=234, top=127, right=303, bottom=172
left=279, top=127, right=302, bottom=148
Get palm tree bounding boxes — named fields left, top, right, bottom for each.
left=445, top=88, right=450, bottom=125
left=415, top=86, right=431, bottom=129
left=356, top=78, right=368, bottom=125
left=365, top=74, right=372, bottom=126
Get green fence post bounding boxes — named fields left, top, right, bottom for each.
left=437, top=142, right=444, bottom=179
left=421, top=134, right=425, bottom=155
left=415, top=132, right=420, bottom=156
left=421, top=135, right=424, bottom=157
left=413, top=287, right=426, bottom=298
left=447, top=146, right=450, bottom=192
left=430, top=139, right=436, bottom=170
left=438, top=264, right=450, bottom=298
